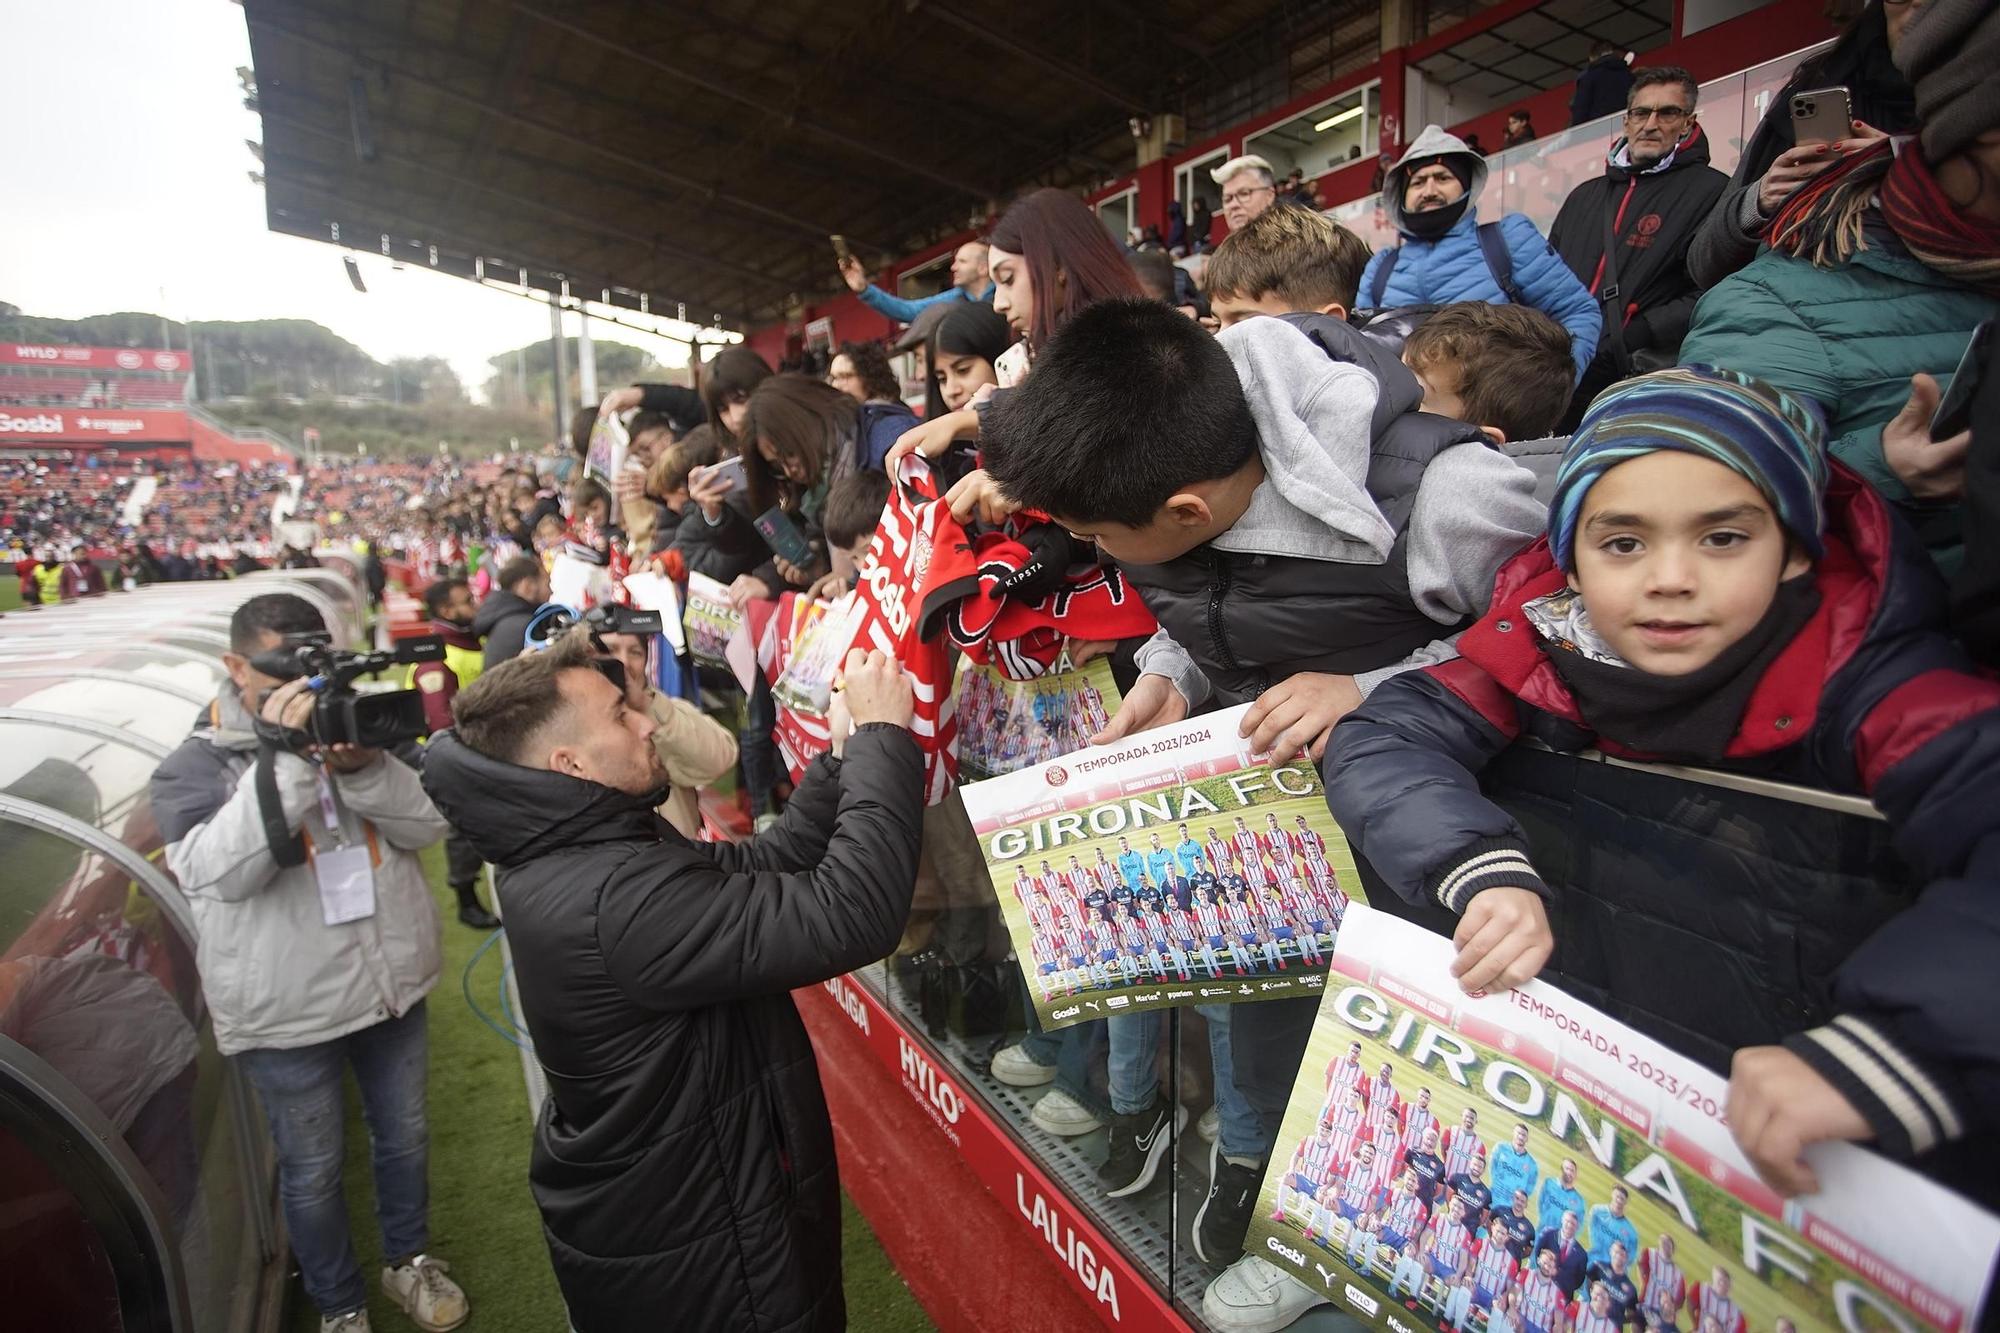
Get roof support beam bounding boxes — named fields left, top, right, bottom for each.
left=508, top=1, right=998, bottom=201
left=914, top=2, right=1153, bottom=115
left=247, top=8, right=885, bottom=251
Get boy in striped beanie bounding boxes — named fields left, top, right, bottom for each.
left=1322, top=367, right=2000, bottom=1208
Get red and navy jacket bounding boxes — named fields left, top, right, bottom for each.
left=1324, top=468, right=2000, bottom=1176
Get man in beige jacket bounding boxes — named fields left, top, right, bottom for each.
left=596, top=628, right=738, bottom=837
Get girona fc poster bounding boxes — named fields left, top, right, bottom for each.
left=1244, top=907, right=1999, bottom=1333
left=959, top=703, right=1361, bottom=1031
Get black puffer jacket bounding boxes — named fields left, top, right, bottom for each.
left=420, top=725, right=925, bottom=1333
left=1548, top=124, right=1729, bottom=395
left=472, top=588, right=538, bottom=669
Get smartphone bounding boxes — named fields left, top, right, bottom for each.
left=1790, top=86, right=1853, bottom=146
left=693, top=454, right=745, bottom=493
left=1932, top=319, right=1991, bottom=442
left=755, top=506, right=814, bottom=568
left=830, top=234, right=854, bottom=267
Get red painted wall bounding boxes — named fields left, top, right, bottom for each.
left=749, top=0, right=1838, bottom=355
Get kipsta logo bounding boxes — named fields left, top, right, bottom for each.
left=1045, top=765, right=1070, bottom=787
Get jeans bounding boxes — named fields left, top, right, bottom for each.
left=1103, top=1008, right=1258, bottom=1156
left=1230, top=994, right=1318, bottom=1159
left=236, top=1003, right=430, bottom=1317
left=1017, top=1018, right=1109, bottom=1115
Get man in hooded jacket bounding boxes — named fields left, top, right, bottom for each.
left=1360, top=125, right=1602, bottom=383
left=1548, top=66, right=1730, bottom=424
left=419, top=633, right=923, bottom=1333
left=471, top=556, right=549, bottom=670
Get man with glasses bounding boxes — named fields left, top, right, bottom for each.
left=1360, top=124, right=1601, bottom=382
left=1213, top=153, right=1281, bottom=232
left=1549, top=66, right=1729, bottom=424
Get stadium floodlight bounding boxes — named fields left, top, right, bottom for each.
left=344, top=256, right=367, bottom=293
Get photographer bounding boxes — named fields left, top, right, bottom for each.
left=149, top=593, right=468, bottom=1333
left=419, top=634, right=922, bottom=1333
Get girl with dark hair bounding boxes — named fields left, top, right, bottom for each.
left=1686, top=0, right=1921, bottom=287
left=924, top=303, right=1013, bottom=419
left=986, top=187, right=1149, bottom=386
left=827, top=341, right=902, bottom=405
left=594, top=344, right=774, bottom=443
left=889, top=187, right=1147, bottom=518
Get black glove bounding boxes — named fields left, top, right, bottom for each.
left=995, top=523, right=1079, bottom=603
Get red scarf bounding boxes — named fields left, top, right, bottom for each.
left=1771, top=138, right=2000, bottom=297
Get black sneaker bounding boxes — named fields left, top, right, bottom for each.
left=1097, top=1097, right=1185, bottom=1198
left=453, top=886, right=499, bottom=930
left=1191, top=1137, right=1262, bottom=1264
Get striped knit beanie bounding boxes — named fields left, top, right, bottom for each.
left=1549, top=366, right=1829, bottom=572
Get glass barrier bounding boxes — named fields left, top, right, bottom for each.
left=844, top=732, right=1913, bottom=1331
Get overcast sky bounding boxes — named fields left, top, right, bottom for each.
left=0, top=0, right=720, bottom=400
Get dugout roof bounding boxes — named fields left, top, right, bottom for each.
left=242, top=0, right=1344, bottom=330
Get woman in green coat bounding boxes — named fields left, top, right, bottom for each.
left=1678, top=0, right=1999, bottom=576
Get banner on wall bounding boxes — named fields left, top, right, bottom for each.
left=1244, top=907, right=1999, bottom=1333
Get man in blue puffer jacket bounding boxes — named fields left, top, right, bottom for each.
left=1361, top=125, right=1602, bottom=383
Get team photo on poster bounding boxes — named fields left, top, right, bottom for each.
left=955, top=657, right=1123, bottom=781
left=959, top=705, right=1363, bottom=1031
left=1244, top=910, right=2000, bottom=1333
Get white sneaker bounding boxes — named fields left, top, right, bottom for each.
left=1029, top=1086, right=1104, bottom=1136
left=1197, top=1105, right=1220, bottom=1143
left=1201, top=1254, right=1330, bottom=1333
left=990, top=1041, right=1058, bottom=1087
left=381, top=1254, right=468, bottom=1333
left=320, top=1313, right=371, bottom=1333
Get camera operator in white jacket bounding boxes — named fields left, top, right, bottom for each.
left=149, top=592, right=469, bottom=1333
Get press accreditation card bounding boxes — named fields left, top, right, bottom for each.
left=312, top=768, right=376, bottom=925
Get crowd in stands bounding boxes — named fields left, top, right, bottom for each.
left=68, top=5, right=2000, bottom=1331
left=0, top=375, right=190, bottom=408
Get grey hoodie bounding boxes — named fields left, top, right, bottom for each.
left=1134, top=315, right=1543, bottom=705
left=1380, top=124, right=1490, bottom=235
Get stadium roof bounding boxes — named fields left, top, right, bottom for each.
left=243, top=0, right=1346, bottom=331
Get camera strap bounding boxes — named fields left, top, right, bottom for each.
left=255, top=743, right=309, bottom=868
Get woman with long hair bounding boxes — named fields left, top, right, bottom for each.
left=889, top=188, right=1145, bottom=518
left=1679, top=0, right=1996, bottom=577
left=1686, top=0, right=1922, bottom=287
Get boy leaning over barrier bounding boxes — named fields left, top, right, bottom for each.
left=982, top=296, right=1543, bottom=1331
left=1324, top=367, right=2000, bottom=1202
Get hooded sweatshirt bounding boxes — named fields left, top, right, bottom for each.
left=1361, top=125, right=1603, bottom=380
left=1129, top=314, right=1544, bottom=707
left=473, top=586, right=539, bottom=669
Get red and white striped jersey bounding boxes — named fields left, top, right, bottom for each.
left=1471, top=1239, right=1518, bottom=1295
left=1260, top=828, right=1297, bottom=867
left=1168, top=907, right=1200, bottom=943
left=1194, top=899, right=1225, bottom=936
left=1089, top=919, right=1118, bottom=952
left=1091, top=861, right=1121, bottom=894
left=1400, top=1103, right=1440, bottom=1155
left=1295, top=1134, right=1342, bottom=1182
left=1327, top=1056, right=1366, bottom=1099
left=1036, top=870, right=1065, bottom=898
left=1340, top=1157, right=1380, bottom=1210
left=1443, top=1127, right=1487, bottom=1181
left=1012, top=871, right=1037, bottom=903
left=1693, top=1286, right=1744, bottom=1333
left=1281, top=882, right=1316, bottom=923
left=1206, top=837, right=1234, bottom=869
left=1057, top=922, right=1088, bottom=956
left=1117, top=917, right=1149, bottom=951
left=1224, top=898, right=1258, bottom=936
left=1141, top=909, right=1174, bottom=944
left=1026, top=898, right=1057, bottom=935
left=1232, top=828, right=1263, bottom=867
left=1639, top=1248, right=1684, bottom=1314
left=1517, top=1272, right=1564, bottom=1330
left=1381, top=1188, right=1428, bottom=1240
left=1296, top=826, right=1330, bottom=871
left=1322, top=1099, right=1368, bottom=1157
left=1571, top=1306, right=1620, bottom=1333
left=1364, top=1085, right=1403, bottom=1142
left=1270, top=850, right=1301, bottom=886
left=1428, top=1217, right=1472, bottom=1273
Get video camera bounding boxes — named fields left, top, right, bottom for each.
left=248, top=633, right=445, bottom=751
left=522, top=602, right=665, bottom=654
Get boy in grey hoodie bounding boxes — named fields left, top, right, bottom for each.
left=982, top=297, right=1540, bottom=1333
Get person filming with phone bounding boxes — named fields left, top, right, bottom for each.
left=419, top=633, right=924, bottom=1333
left=1680, top=0, right=1998, bottom=579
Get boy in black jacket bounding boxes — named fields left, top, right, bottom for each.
left=982, top=297, right=1543, bottom=1330
left=1325, top=368, right=2000, bottom=1202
